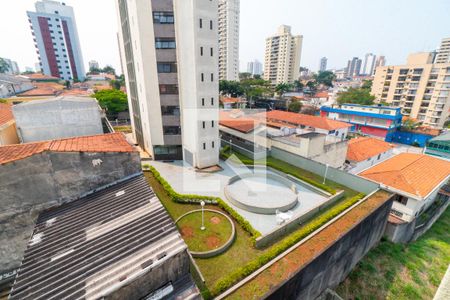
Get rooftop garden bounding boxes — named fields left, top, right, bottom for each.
left=144, top=150, right=364, bottom=299
left=336, top=205, right=450, bottom=300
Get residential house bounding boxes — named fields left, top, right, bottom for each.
left=359, top=153, right=450, bottom=243
left=345, top=137, right=395, bottom=173
left=425, top=131, right=450, bottom=160
left=321, top=104, right=402, bottom=140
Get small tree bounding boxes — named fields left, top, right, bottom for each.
left=288, top=101, right=302, bottom=113
left=110, top=79, right=121, bottom=90
left=102, top=65, right=116, bottom=75
left=293, top=80, right=303, bottom=92
left=337, top=87, right=375, bottom=105
left=0, top=58, right=9, bottom=73
left=93, top=89, right=128, bottom=117
left=314, top=71, right=336, bottom=87
left=275, top=83, right=292, bottom=98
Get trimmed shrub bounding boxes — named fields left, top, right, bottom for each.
left=148, top=166, right=261, bottom=240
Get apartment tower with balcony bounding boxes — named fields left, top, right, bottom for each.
left=218, top=0, right=240, bottom=81
left=435, top=37, right=450, bottom=64
left=116, top=0, right=219, bottom=168
left=372, top=52, right=450, bottom=128
left=264, top=25, right=303, bottom=85
left=27, top=0, right=85, bottom=81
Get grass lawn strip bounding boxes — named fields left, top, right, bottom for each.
left=177, top=210, right=232, bottom=252
left=336, top=205, right=450, bottom=300
left=226, top=190, right=391, bottom=300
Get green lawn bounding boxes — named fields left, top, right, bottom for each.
left=177, top=210, right=233, bottom=252
left=336, top=206, right=450, bottom=300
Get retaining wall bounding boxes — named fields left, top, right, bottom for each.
left=263, top=194, right=393, bottom=300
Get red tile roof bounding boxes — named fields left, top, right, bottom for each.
left=259, top=110, right=352, bottom=131
left=221, top=97, right=245, bottom=104
left=359, top=153, right=450, bottom=198
left=346, top=137, right=394, bottom=162
left=0, top=133, right=134, bottom=165
left=0, top=103, right=14, bottom=126
left=313, top=92, right=329, bottom=98
left=25, top=73, right=60, bottom=81
left=219, top=110, right=259, bottom=133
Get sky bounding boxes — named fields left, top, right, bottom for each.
left=1, top=0, right=449, bottom=74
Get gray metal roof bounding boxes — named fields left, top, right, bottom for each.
left=9, top=174, right=186, bottom=300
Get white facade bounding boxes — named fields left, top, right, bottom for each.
left=27, top=0, right=85, bottom=81
left=319, top=57, right=327, bottom=72
left=218, top=0, right=240, bottom=81
left=247, top=59, right=262, bottom=75
left=435, top=37, right=450, bottom=64
left=347, top=148, right=394, bottom=174
left=362, top=53, right=376, bottom=75
left=264, top=25, right=303, bottom=84
left=116, top=0, right=219, bottom=168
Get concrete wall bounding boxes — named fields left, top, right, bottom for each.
left=0, top=122, right=19, bottom=145
left=271, top=147, right=379, bottom=194
left=264, top=194, right=393, bottom=300
left=13, top=98, right=103, bottom=143
left=0, top=151, right=141, bottom=275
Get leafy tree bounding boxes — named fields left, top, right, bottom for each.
left=288, top=101, right=302, bottom=113
left=361, top=79, right=373, bottom=89
left=240, top=78, right=272, bottom=102
left=219, top=80, right=244, bottom=97
left=239, top=72, right=252, bottom=80
left=402, top=118, right=421, bottom=131
left=275, top=82, right=292, bottom=97
left=293, top=80, right=303, bottom=92
left=110, top=79, right=122, bottom=90
left=314, top=71, right=336, bottom=87
left=89, top=66, right=102, bottom=74
left=301, top=106, right=318, bottom=115
left=102, top=65, right=116, bottom=75
left=93, top=89, right=128, bottom=116
left=0, top=58, right=9, bottom=73
left=305, top=80, right=317, bottom=95
left=337, top=87, right=375, bottom=105
left=254, top=74, right=262, bottom=80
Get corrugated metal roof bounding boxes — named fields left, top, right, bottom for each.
left=9, top=175, right=187, bottom=300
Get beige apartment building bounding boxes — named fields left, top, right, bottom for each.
left=218, top=0, right=240, bottom=81
left=435, top=37, right=450, bottom=64
left=264, top=25, right=302, bottom=85
left=372, top=52, right=450, bottom=128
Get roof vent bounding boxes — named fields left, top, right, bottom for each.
left=115, top=190, right=125, bottom=197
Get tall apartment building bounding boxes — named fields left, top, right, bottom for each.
left=319, top=57, right=327, bottom=72
left=373, top=55, right=386, bottom=74
left=372, top=52, right=450, bottom=128
left=116, top=0, right=219, bottom=168
left=435, top=37, right=450, bottom=64
left=218, top=0, right=239, bottom=81
left=27, top=0, right=85, bottom=81
left=247, top=59, right=263, bottom=76
left=362, top=53, right=376, bottom=75
left=346, top=57, right=362, bottom=77
left=264, top=25, right=303, bottom=84
left=0, top=58, right=20, bottom=74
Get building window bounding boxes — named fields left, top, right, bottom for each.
left=377, top=154, right=381, bottom=160
left=211, top=73, right=214, bottom=81
left=200, top=46, right=203, bottom=56
left=211, top=97, right=214, bottom=105
left=210, top=20, right=213, bottom=30
left=163, top=126, right=181, bottom=135
left=155, top=38, right=176, bottom=49
left=201, top=73, right=204, bottom=82
left=199, top=18, right=203, bottom=28
left=395, top=195, right=408, bottom=206
left=202, top=98, right=205, bottom=106
left=212, top=141, right=215, bottom=148
left=203, top=143, right=206, bottom=150
left=211, top=121, right=214, bottom=127
left=159, top=84, right=178, bottom=94
left=210, top=47, right=213, bottom=56
left=161, top=106, right=180, bottom=116
left=202, top=121, right=205, bottom=129
left=157, top=62, right=177, bottom=73
left=153, top=12, right=174, bottom=24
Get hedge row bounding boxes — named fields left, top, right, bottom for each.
left=211, top=192, right=366, bottom=296
left=219, top=150, right=337, bottom=195
left=147, top=165, right=261, bottom=240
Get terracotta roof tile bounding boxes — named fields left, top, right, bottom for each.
left=346, top=137, right=394, bottom=162
left=0, top=103, right=14, bottom=126
left=359, top=153, right=450, bottom=198
left=0, top=133, right=134, bottom=165
left=257, top=110, right=352, bottom=131
left=219, top=111, right=258, bottom=133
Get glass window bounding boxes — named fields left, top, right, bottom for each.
left=159, top=84, right=178, bottom=94
left=153, top=12, right=174, bottom=24
left=163, top=126, right=181, bottom=135
left=157, top=62, right=177, bottom=73
left=161, top=106, right=180, bottom=115
left=155, top=38, right=176, bottom=49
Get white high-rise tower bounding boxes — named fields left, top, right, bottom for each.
left=218, top=0, right=240, bottom=81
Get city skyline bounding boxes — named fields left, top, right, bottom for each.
left=0, top=0, right=449, bottom=74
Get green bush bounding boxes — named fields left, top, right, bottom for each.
left=211, top=192, right=366, bottom=296
left=148, top=166, right=261, bottom=240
